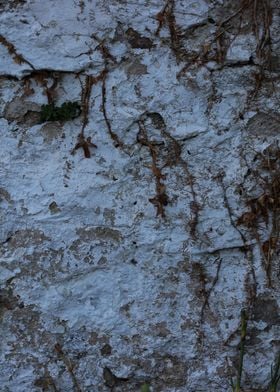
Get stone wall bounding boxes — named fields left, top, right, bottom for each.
left=1, top=1, right=280, bottom=391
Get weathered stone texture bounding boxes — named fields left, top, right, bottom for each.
left=1, top=1, right=280, bottom=391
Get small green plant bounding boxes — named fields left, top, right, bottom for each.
left=141, top=382, right=151, bottom=392
left=231, top=309, right=247, bottom=392
left=40, top=101, right=81, bottom=123
left=269, top=353, right=280, bottom=392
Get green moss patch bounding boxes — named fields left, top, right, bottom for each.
left=40, top=101, right=81, bottom=123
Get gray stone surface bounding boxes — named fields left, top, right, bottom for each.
left=1, top=1, right=280, bottom=391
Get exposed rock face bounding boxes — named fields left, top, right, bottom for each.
left=1, top=1, right=280, bottom=391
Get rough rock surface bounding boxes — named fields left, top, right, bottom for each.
left=1, top=1, right=280, bottom=391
